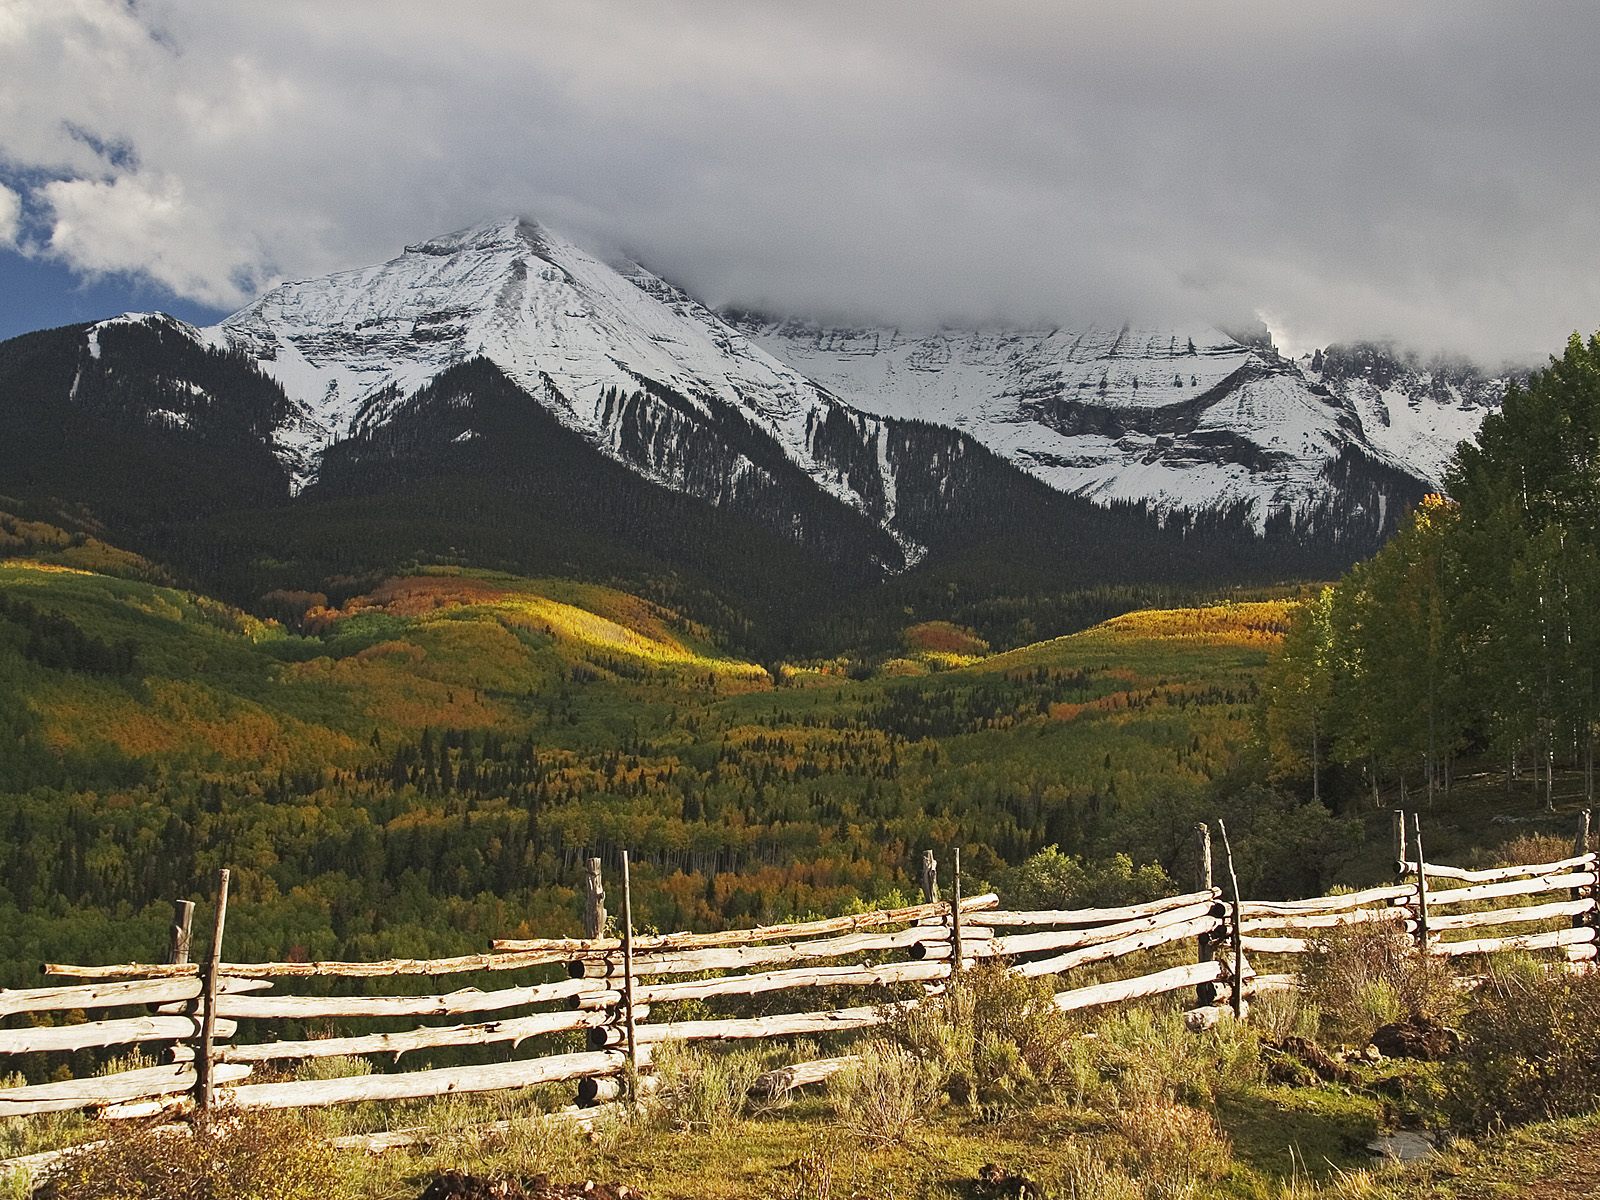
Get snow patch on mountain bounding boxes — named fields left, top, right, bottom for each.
left=737, top=318, right=1501, bottom=524
left=69, top=216, right=1508, bottom=552
left=203, top=217, right=923, bottom=560
left=1299, top=345, right=1506, bottom=491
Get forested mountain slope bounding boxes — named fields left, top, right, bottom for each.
left=0, top=552, right=1338, bottom=983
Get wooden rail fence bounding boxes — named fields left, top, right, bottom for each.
left=1, top=808, right=1593, bottom=1138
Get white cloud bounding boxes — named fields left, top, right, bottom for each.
left=0, top=184, right=19, bottom=247
left=0, top=0, right=1597, bottom=361
left=39, top=173, right=261, bottom=306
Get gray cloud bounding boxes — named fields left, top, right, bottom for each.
left=2, top=0, right=1597, bottom=362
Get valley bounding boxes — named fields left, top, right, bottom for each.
left=0, top=537, right=1320, bottom=984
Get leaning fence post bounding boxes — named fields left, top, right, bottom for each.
left=1215, top=820, right=1244, bottom=1019
left=619, top=849, right=639, bottom=1104
left=1410, top=814, right=1430, bottom=953
left=949, top=846, right=964, bottom=983
left=919, top=850, right=939, bottom=903
left=583, top=857, right=607, bottom=939
left=167, top=899, right=195, bottom=966
left=1194, top=823, right=1217, bottom=1007
left=196, top=868, right=230, bottom=1113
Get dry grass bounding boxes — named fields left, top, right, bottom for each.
left=827, top=1039, right=944, bottom=1147
left=649, top=1042, right=767, bottom=1133
left=48, top=1112, right=337, bottom=1200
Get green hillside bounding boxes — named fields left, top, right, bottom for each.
left=0, top=553, right=1341, bottom=983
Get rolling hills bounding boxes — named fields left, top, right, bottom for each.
left=0, top=547, right=1330, bottom=982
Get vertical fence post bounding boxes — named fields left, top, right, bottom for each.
left=583, top=857, right=606, bottom=940
left=619, top=850, right=639, bottom=1105
left=1392, top=809, right=1409, bottom=879
left=1215, top=821, right=1245, bottom=1019
left=949, top=846, right=964, bottom=983
left=1574, top=810, right=1592, bottom=942
left=196, top=868, right=229, bottom=1113
left=167, top=900, right=195, bottom=967
left=1194, top=823, right=1216, bottom=1007
left=1410, top=814, right=1430, bottom=953
left=160, top=898, right=197, bottom=1073
left=919, top=850, right=939, bottom=903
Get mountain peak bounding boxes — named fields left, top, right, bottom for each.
left=403, top=215, right=549, bottom=259
left=180, top=213, right=1500, bottom=556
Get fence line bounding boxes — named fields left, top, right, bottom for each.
left=1, top=808, right=1594, bottom=1136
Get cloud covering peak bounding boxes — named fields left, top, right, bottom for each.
left=2, top=1, right=1597, bottom=362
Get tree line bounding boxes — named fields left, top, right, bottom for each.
left=1264, top=332, right=1600, bottom=809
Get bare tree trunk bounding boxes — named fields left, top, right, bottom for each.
left=1427, top=695, right=1437, bottom=808
left=1587, top=733, right=1594, bottom=804
left=1547, top=733, right=1556, bottom=812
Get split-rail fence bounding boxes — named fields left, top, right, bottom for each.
left=1, top=808, right=1593, bottom=1154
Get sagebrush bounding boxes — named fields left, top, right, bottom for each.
left=1299, top=920, right=1457, bottom=1044
left=49, top=1112, right=336, bottom=1200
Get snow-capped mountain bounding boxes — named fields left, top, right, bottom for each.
left=1298, top=342, right=1507, bottom=491
left=1, top=214, right=1513, bottom=612
left=732, top=318, right=1507, bottom=526
left=207, top=217, right=933, bottom=566
left=199, top=215, right=1493, bottom=547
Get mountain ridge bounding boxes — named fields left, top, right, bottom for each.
left=0, top=213, right=1510, bottom=652
left=733, top=314, right=1507, bottom=526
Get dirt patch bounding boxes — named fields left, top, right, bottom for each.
left=975, top=1162, right=1044, bottom=1198
left=1370, top=1016, right=1460, bottom=1062
left=1516, top=1138, right=1600, bottom=1199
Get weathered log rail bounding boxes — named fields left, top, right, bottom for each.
left=3, top=808, right=1594, bottom=1155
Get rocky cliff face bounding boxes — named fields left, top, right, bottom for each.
left=735, top=317, right=1509, bottom=529
left=1300, top=341, right=1506, bottom=492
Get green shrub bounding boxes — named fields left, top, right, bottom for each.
left=997, top=847, right=1175, bottom=911
left=1449, top=963, right=1600, bottom=1129
left=0, top=1074, right=92, bottom=1164
left=50, top=1111, right=338, bottom=1200
left=1299, top=921, right=1458, bottom=1045
left=1109, top=1101, right=1232, bottom=1200
left=1037, top=1143, right=1142, bottom=1200
left=1087, top=1007, right=1260, bottom=1108
left=650, top=1041, right=766, bottom=1133
left=427, top=1107, right=603, bottom=1182
left=1250, top=988, right=1321, bottom=1043
left=827, top=1039, right=943, bottom=1146
left=881, top=962, right=1082, bottom=1110
left=292, top=1055, right=372, bottom=1082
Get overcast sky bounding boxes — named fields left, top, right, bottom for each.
left=1, top=1, right=1596, bottom=361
